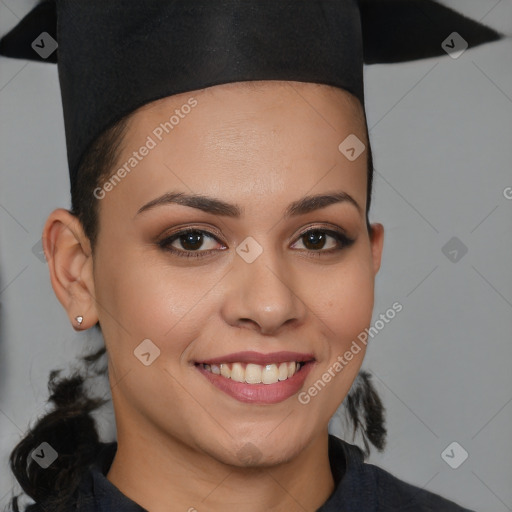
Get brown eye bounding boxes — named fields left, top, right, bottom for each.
left=292, top=228, right=354, bottom=254
left=301, top=230, right=330, bottom=250
left=175, top=231, right=205, bottom=251
left=158, top=226, right=354, bottom=260
left=159, top=229, right=224, bottom=258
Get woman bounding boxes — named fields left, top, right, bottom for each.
left=0, top=1, right=503, bottom=511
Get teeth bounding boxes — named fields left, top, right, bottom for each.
left=245, top=363, right=262, bottom=384
left=262, top=364, right=278, bottom=384
left=220, top=363, right=231, bottom=379
left=231, top=362, right=245, bottom=382
left=278, top=363, right=288, bottom=381
left=202, top=361, right=304, bottom=384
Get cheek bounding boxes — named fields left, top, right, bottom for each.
left=293, top=253, right=374, bottom=426
left=93, top=242, right=222, bottom=356
left=307, top=249, right=375, bottom=404
left=312, top=255, right=375, bottom=347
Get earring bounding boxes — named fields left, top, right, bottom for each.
left=75, top=315, right=84, bottom=327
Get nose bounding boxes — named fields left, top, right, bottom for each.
left=220, top=243, right=308, bottom=335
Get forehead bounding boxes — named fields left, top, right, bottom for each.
left=137, top=80, right=364, bottom=128
left=126, top=80, right=366, bottom=163
left=102, top=80, right=368, bottom=218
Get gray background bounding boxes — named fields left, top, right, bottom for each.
left=1, top=0, right=511, bottom=510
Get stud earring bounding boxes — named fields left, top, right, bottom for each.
left=75, top=315, right=84, bottom=327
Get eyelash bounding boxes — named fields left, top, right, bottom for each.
left=158, top=226, right=355, bottom=259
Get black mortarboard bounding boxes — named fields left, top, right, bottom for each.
left=0, top=1, right=502, bottom=189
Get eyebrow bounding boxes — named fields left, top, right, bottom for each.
left=136, top=190, right=362, bottom=218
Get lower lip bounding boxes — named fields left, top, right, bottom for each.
left=195, top=362, right=315, bottom=404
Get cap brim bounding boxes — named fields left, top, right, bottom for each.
left=361, top=0, right=502, bottom=64
left=0, top=0, right=503, bottom=66
left=0, top=1, right=57, bottom=63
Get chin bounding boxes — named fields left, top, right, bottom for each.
left=208, top=430, right=311, bottom=469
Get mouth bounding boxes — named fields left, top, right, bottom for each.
left=194, top=351, right=315, bottom=404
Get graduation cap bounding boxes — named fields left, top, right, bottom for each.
left=0, top=0, right=502, bottom=189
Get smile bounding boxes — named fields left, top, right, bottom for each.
left=200, top=361, right=305, bottom=384
left=194, top=351, right=315, bottom=404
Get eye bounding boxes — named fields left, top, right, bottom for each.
left=158, top=228, right=225, bottom=258
left=158, top=226, right=355, bottom=259
left=291, top=228, right=355, bottom=255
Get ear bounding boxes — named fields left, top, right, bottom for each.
left=369, top=222, right=384, bottom=275
left=42, top=208, right=98, bottom=330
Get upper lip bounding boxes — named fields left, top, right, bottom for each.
left=195, top=350, right=315, bottom=366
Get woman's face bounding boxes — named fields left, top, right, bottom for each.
left=91, top=80, right=383, bottom=466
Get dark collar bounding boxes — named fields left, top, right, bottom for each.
left=319, top=434, right=377, bottom=511
left=76, top=434, right=375, bottom=512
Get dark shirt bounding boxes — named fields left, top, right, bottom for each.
left=26, top=434, right=475, bottom=511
